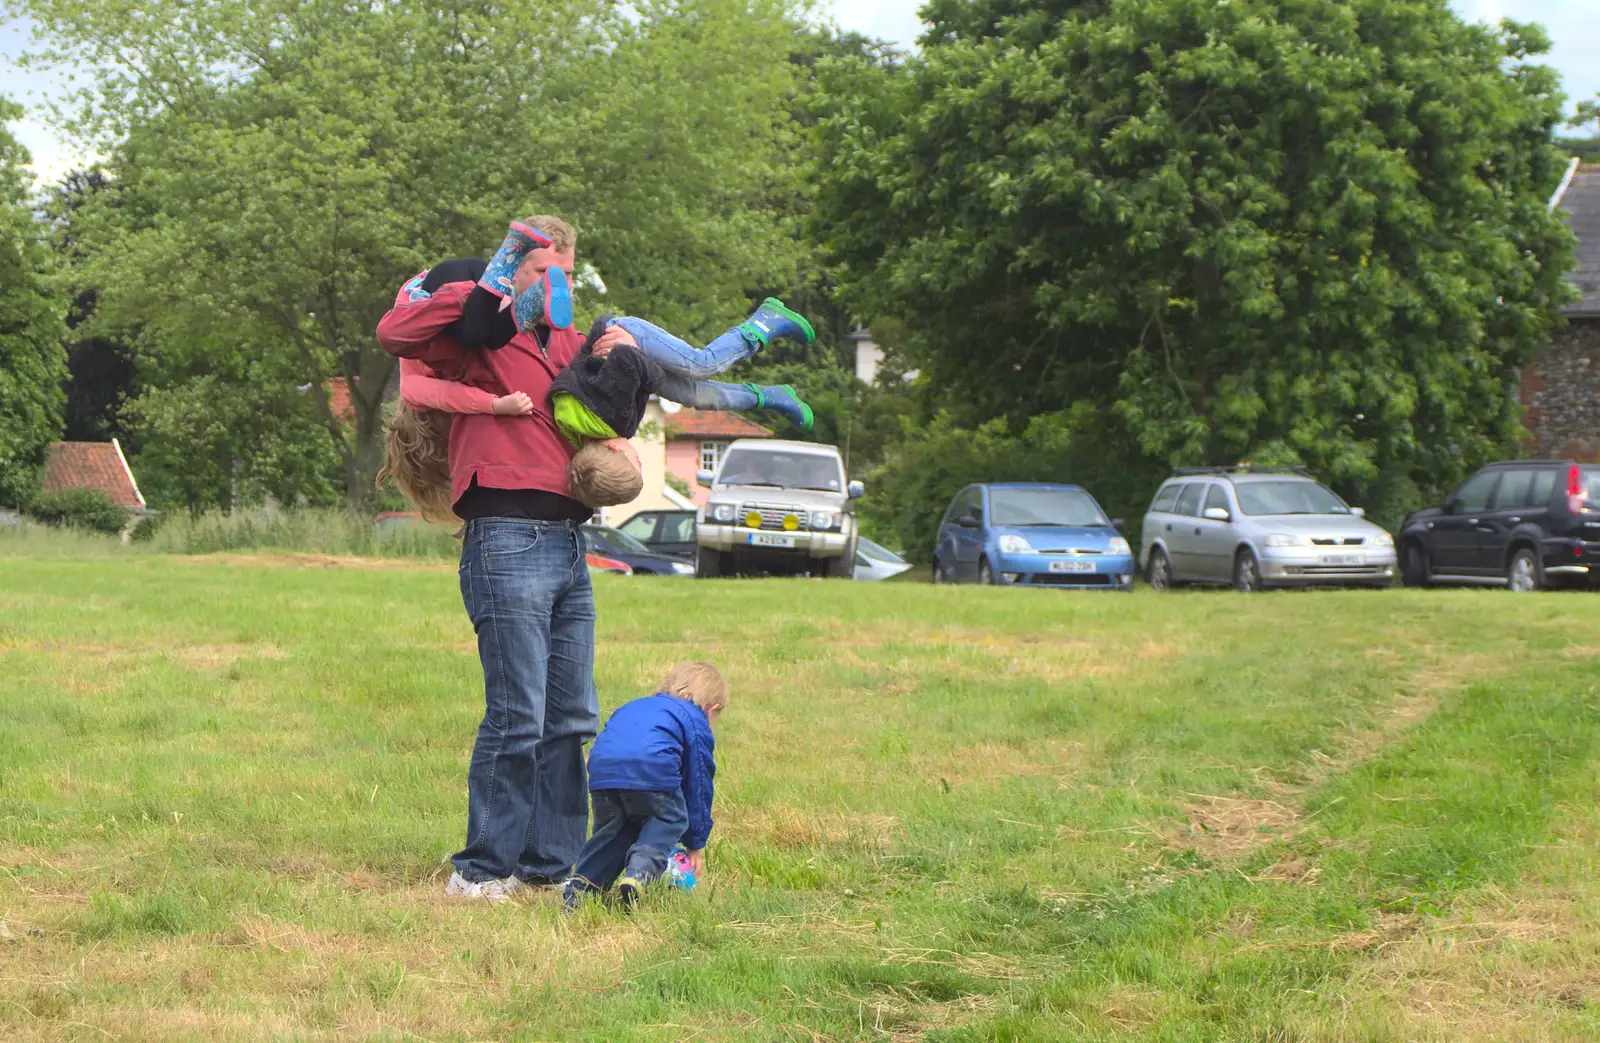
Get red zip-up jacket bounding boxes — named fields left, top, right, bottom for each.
left=376, top=276, right=584, bottom=504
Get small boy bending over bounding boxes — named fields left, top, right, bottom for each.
left=563, top=662, right=725, bottom=911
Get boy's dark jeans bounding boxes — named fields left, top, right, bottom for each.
left=568, top=789, right=689, bottom=895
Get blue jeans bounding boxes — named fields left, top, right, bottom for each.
left=568, top=789, right=689, bottom=895
left=452, top=519, right=600, bottom=883
left=609, top=316, right=763, bottom=412
left=612, top=316, right=755, bottom=381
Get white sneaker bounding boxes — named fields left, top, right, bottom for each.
left=445, top=871, right=521, bottom=903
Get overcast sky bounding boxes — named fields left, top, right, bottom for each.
left=2, top=0, right=1596, bottom=184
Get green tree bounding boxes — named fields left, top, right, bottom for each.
left=0, top=98, right=69, bottom=508
left=16, top=0, right=808, bottom=510
left=44, top=170, right=139, bottom=446
left=812, top=0, right=1578, bottom=529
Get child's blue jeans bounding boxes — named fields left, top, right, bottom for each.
left=567, top=788, right=689, bottom=896
left=610, top=317, right=754, bottom=381
left=609, top=317, right=762, bottom=413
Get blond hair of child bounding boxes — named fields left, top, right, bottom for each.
left=660, top=661, right=728, bottom=719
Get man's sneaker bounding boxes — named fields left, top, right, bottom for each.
left=615, top=875, right=643, bottom=912
left=444, top=871, right=521, bottom=903
left=738, top=298, right=815, bottom=349
left=745, top=383, right=814, bottom=430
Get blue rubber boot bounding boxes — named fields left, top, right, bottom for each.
left=511, top=266, right=574, bottom=333
left=745, top=383, right=813, bottom=430
left=479, top=221, right=552, bottom=299
left=737, top=298, right=815, bottom=349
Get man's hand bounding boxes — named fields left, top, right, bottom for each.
left=492, top=391, right=534, bottom=416
left=684, top=848, right=705, bottom=874
left=591, top=324, right=638, bottom=358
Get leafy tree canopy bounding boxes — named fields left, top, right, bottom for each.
left=0, top=97, right=69, bottom=508
left=13, top=0, right=811, bottom=509
left=811, top=0, right=1579, bottom=545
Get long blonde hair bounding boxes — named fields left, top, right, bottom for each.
left=376, top=403, right=458, bottom=524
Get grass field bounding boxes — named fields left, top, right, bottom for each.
left=3, top=538, right=1600, bottom=1041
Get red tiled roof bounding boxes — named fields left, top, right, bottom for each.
left=41, top=441, right=145, bottom=509
left=665, top=408, right=772, bottom=439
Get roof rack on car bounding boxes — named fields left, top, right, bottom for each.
left=1170, top=465, right=1311, bottom=477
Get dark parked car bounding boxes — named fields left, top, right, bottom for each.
left=582, top=525, right=695, bottom=576
left=616, top=509, right=697, bottom=560
left=1398, top=460, right=1600, bottom=591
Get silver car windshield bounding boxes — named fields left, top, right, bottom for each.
left=1235, top=481, right=1350, bottom=516
left=857, top=537, right=905, bottom=564
left=719, top=449, right=843, bottom=492
left=990, top=488, right=1106, bottom=526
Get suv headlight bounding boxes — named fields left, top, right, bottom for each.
left=1264, top=533, right=1300, bottom=547
left=1107, top=536, right=1131, bottom=556
left=710, top=503, right=735, bottom=523
left=1370, top=531, right=1394, bottom=547
left=810, top=510, right=838, bottom=530
left=670, top=560, right=695, bottom=575
left=998, top=534, right=1033, bottom=554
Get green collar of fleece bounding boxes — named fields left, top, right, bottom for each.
left=552, top=391, right=619, bottom=448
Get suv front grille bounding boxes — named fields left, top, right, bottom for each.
left=739, top=502, right=810, bottom=531
left=1310, top=537, right=1365, bottom=546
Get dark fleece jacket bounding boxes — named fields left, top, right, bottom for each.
left=547, top=315, right=664, bottom=439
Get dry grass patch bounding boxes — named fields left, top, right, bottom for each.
left=176, top=552, right=451, bottom=572
left=720, top=806, right=903, bottom=850
left=1164, top=654, right=1500, bottom=861
left=171, top=642, right=290, bottom=671
left=1173, top=793, right=1301, bottom=858
left=918, top=739, right=1088, bottom=788
left=1346, top=879, right=1600, bottom=1041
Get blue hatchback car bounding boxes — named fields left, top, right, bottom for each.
left=932, top=483, right=1135, bottom=589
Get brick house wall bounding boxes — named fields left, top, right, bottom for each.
left=1521, top=319, right=1600, bottom=462
left=1522, top=161, right=1600, bottom=462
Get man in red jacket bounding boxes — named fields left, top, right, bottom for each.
left=377, top=215, right=636, bottom=901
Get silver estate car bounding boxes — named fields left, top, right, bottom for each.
left=1139, top=467, right=1397, bottom=591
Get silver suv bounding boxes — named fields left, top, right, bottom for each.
left=695, top=439, right=863, bottom=578
left=1139, top=467, right=1397, bottom=591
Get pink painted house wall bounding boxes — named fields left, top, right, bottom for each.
left=664, top=440, right=711, bottom=507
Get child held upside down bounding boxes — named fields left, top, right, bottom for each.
left=416, top=220, right=817, bottom=428
left=563, top=661, right=725, bottom=912
left=379, top=224, right=818, bottom=518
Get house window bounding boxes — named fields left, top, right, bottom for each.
left=700, top=441, right=729, bottom=474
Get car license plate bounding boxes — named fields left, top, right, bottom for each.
left=1321, top=554, right=1363, bottom=566
left=748, top=533, right=796, bottom=548
left=1049, top=560, right=1094, bottom=573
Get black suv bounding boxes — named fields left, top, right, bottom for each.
left=1398, top=460, right=1600, bottom=591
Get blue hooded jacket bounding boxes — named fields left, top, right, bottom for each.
left=587, top=693, right=716, bottom=851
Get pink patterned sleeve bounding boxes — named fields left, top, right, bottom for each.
left=399, top=358, right=499, bottom=415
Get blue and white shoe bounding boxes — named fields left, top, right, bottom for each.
left=479, top=221, right=552, bottom=299
left=738, top=298, right=815, bottom=349
left=665, top=846, right=697, bottom=891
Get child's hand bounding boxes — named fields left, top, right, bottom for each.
left=684, top=849, right=704, bottom=874
left=591, top=325, right=637, bottom=358
left=492, top=392, right=534, bottom=416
